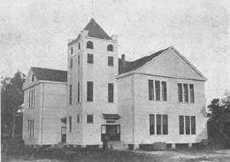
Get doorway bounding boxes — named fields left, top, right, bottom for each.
left=101, top=124, right=120, bottom=141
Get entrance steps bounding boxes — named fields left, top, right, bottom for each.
left=108, top=141, right=127, bottom=150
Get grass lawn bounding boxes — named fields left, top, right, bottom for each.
left=2, top=149, right=230, bottom=162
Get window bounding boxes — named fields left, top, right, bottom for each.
left=86, top=41, right=94, bottom=49
left=87, top=81, right=93, bottom=102
left=28, top=120, right=34, bottom=137
left=156, top=114, right=162, bottom=135
left=149, top=114, right=155, bottom=135
left=28, top=89, right=35, bottom=108
left=32, top=74, right=35, bottom=82
left=78, top=55, right=80, bottom=65
left=150, top=114, right=168, bottom=135
left=155, top=80, right=160, bottom=101
left=107, top=44, right=113, bottom=51
left=190, top=84, right=194, bottom=103
left=163, top=115, right=168, bottom=135
left=69, top=85, right=72, bottom=105
left=108, top=83, right=114, bottom=103
left=179, top=115, right=195, bottom=135
left=185, top=116, right=190, bottom=135
left=178, top=83, right=183, bottom=103
left=87, top=54, right=94, bottom=64
left=162, top=81, right=167, bottom=101
left=77, top=82, right=80, bottom=103
left=148, top=80, right=154, bottom=100
left=87, top=115, right=93, bottom=123
left=69, top=116, right=72, bottom=132
left=108, top=56, right=114, bottom=66
left=179, top=116, right=184, bottom=135
left=70, top=47, right=73, bottom=55
left=178, top=83, right=195, bottom=103
left=77, top=114, right=80, bottom=123
left=191, top=116, right=196, bottom=134
left=78, top=43, right=80, bottom=50
left=183, top=84, right=189, bottom=103
left=70, top=58, right=73, bottom=68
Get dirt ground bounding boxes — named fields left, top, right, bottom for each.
left=2, top=149, right=230, bottom=162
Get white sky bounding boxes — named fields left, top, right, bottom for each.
left=0, top=0, right=230, bottom=103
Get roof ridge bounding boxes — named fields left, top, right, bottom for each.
left=31, top=66, right=67, bottom=72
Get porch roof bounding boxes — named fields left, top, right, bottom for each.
left=103, top=114, right=120, bottom=120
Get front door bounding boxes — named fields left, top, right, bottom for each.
left=101, top=124, right=120, bottom=141
left=61, top=126, right=66, bottom=143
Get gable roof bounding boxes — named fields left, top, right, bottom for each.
left=84, top=18, right=112, bottom=40
left=118, top=47, right=206, bottom=80
left=119, top=48, right=169, bottom=74
left=31, top=67, right=67, bottom=82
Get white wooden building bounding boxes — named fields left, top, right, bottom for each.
left=23, top=18, right=207, bottom=149
left=22, top=67, right=67, bottom=145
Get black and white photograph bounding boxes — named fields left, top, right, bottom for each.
left=1, top=0, right=230, bottom=161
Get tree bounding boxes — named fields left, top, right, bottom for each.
left=1, top=71, right=25, bottom=138
left=207, top=97, right=230, bottom=147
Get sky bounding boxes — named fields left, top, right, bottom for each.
left=0, top=0, right=230, bottom=102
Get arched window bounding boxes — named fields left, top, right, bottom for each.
left=107, top=44, right=113, bottom=52
left=86, top=41, right=94, bottom=49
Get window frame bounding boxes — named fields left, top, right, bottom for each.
left=87, top=114, right=94, bottom=124
left=149, top=114, right=155, bottom=135
left=148, top=80, right=154, bottom=101
left=108, top=56, right=114, bottom=66
left=155, top=80, right=161, bottom=101
left=108, top=83, right=114, bottom=103
left=69, top=116, right=72, bottom=132
left=161, top=81, right=167, bottom=101
left=86, top=41, right=94, bottom=49
left=87, top=81, right=94, bottom=102
left=87, top=53, right=94, bottom=64
left=69, top=85, right=72, bottom=105
left=107, top=44, right=114, bottom=52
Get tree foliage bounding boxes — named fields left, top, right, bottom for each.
left=1, top=71, right=25, bottom=138
left=207, top=97, right=230, bottom=147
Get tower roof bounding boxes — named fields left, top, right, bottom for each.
left=83, top=18, right=112, bottom=40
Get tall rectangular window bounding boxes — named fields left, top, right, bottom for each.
left=28, top=91, right=30, bottom=108
left=162, top=81, right=167, bottom=101
left=185, top=116, right=190, bottom=135
left=69, top=116, right=72, bottom=132
left=28, top=120, right=34, bottom=137
left=77, top=82, right=80, bottom=103
left=190, top=84, right=194, bottom=103
left=87, top=54, right=94, bottom=63
left=87, top=115, right=93, bottom=123
left=77, top=114, right=80, bottom=123
left=163, top=115, right=168, bottom=135
left=78, top=55, right=80, bottom=65
left=156, top=114, right=162, bottom=135
left=69, top=85, right=72, bottom=105
left=149, top=114, right=155, bottom=135
left=70, top=47, right=73, bottom=55
left=87, top=81, right=93, bottom=102
left=78, top=43, right=80, bottom=49
left=70, top=58, right=73, bottom=68
left=183, top=84, right=189, bottom=103
left=108, top=56, right=114, bottom=66
left=155, top=80, right=160, bottom=101
left=191, top=116, right=196, bottom=134
left=108, top=83, right=114, bottom=103
left=178, top=83, right=183, bottom=102
left=148, top=80, right=154, bottom=100
left=179, top=116, right=184, bottom=135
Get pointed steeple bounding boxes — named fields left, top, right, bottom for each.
left=83, top=18, right=112, bottom=40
